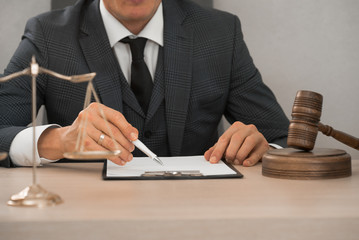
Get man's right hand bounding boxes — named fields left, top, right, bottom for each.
left=38, top=102, right=138, bottom=165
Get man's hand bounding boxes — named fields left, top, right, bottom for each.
left=204, top=121, right=269, bottom=167
left=38, top=102, right=138, bottom=166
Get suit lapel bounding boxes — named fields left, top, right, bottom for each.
left=120, top=73, right=145, bottom=118
left=78, top=0, right=193, bottom=155
left=146, top=47, right=164, bottom=120
left=78, top=0, right=123, bottom=112
left=162, top=0, right=193, bottom=156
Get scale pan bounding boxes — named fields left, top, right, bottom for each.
left=63, top=150, right=121, bottom=160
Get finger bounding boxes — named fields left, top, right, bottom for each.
left=233, top=135, right=259, bottom=165
left=97, top=133, right=134, bottom=162
left=92, top=103, right=139, bottom=141
left=108, top=156, right=128, bottom=166
left=242, top=153, right=260, bottom=167
left=209, top=135, right=230, bottom=164
left=205, top=146, right=232, bottom=164
left=86, top=126, right=134, bottom=163
left=82, top=134, right=128, bottom=165
left=87, top=111, right=135, bottom=152
left=224, top=131, right=246, bottom=162
left=243, top=142, right=269, bottom=167
left=105, top=124, right=135, bottom=152
left=204, top=146, right=215, bottom=161
left=209, top=122, right=247, bottom=164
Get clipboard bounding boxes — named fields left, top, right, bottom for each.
left=102, top=155, right=243, bottom=180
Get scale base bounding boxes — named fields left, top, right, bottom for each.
left=262, top=148, right=351, bottom=180
left=7, top=184, right=63, bottom=207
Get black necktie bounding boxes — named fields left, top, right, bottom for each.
left=121, top=37, right=153, bottom=114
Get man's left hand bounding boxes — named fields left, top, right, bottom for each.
left=204, top=121, right=269, bottom=167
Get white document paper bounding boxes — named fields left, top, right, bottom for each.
left=106, top=155, right=237, bottom=177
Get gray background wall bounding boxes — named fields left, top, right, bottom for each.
left=214, top=0, right=359, bottom=159
left=1, top=0, right=358, bottom=158
left=0, top=0, right=51, bottom=71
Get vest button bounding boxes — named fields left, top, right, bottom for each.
left=144, top=131, right=152, bottom=138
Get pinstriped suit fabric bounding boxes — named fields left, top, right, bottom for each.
left=0, top=0, right=289, bottom=167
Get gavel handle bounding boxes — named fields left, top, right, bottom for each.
left=318, top=122, right=359, bottom=150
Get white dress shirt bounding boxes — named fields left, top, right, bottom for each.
left=9, top=0, right=164, bottom=166
left=100, top=0, right=164, bottom=82
left=10, top=124, right=60, bottom=166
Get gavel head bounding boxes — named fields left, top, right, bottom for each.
left=287, top=90, right=323, bottom=151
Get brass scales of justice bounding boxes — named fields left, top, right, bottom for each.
left=0, top=56, right=121, bottom=207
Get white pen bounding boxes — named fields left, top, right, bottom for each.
left=132, top=139, right=164, bottom=165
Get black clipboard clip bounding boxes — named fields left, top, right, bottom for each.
left=141, top=170, right=203, bottom=177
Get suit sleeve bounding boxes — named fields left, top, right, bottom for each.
left=0, top=17, right=48, bottom=167
left=224, top=15, right=289, bottom=145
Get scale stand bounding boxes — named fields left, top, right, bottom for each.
left=1, top=56, right=121, bottom=207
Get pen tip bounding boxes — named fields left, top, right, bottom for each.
left=155, top=157, right=164, bottom=165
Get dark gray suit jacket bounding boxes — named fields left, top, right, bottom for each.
left=0, top=0, right=289, bottom=167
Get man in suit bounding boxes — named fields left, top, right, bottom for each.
left=0, top=0, right=289, bottom=168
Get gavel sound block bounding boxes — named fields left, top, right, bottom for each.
left=262, top=90, right=358, bottom=180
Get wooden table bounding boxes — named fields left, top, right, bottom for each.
left=1, top=160, right=359, bottom=240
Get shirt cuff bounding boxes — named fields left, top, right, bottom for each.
left=9, top=124, right=61, bottom=167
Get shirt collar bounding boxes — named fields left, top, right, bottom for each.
left=100, top=0, right=164, bottom=47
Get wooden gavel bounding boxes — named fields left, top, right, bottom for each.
left=287, top=90, right=359, bottom=151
